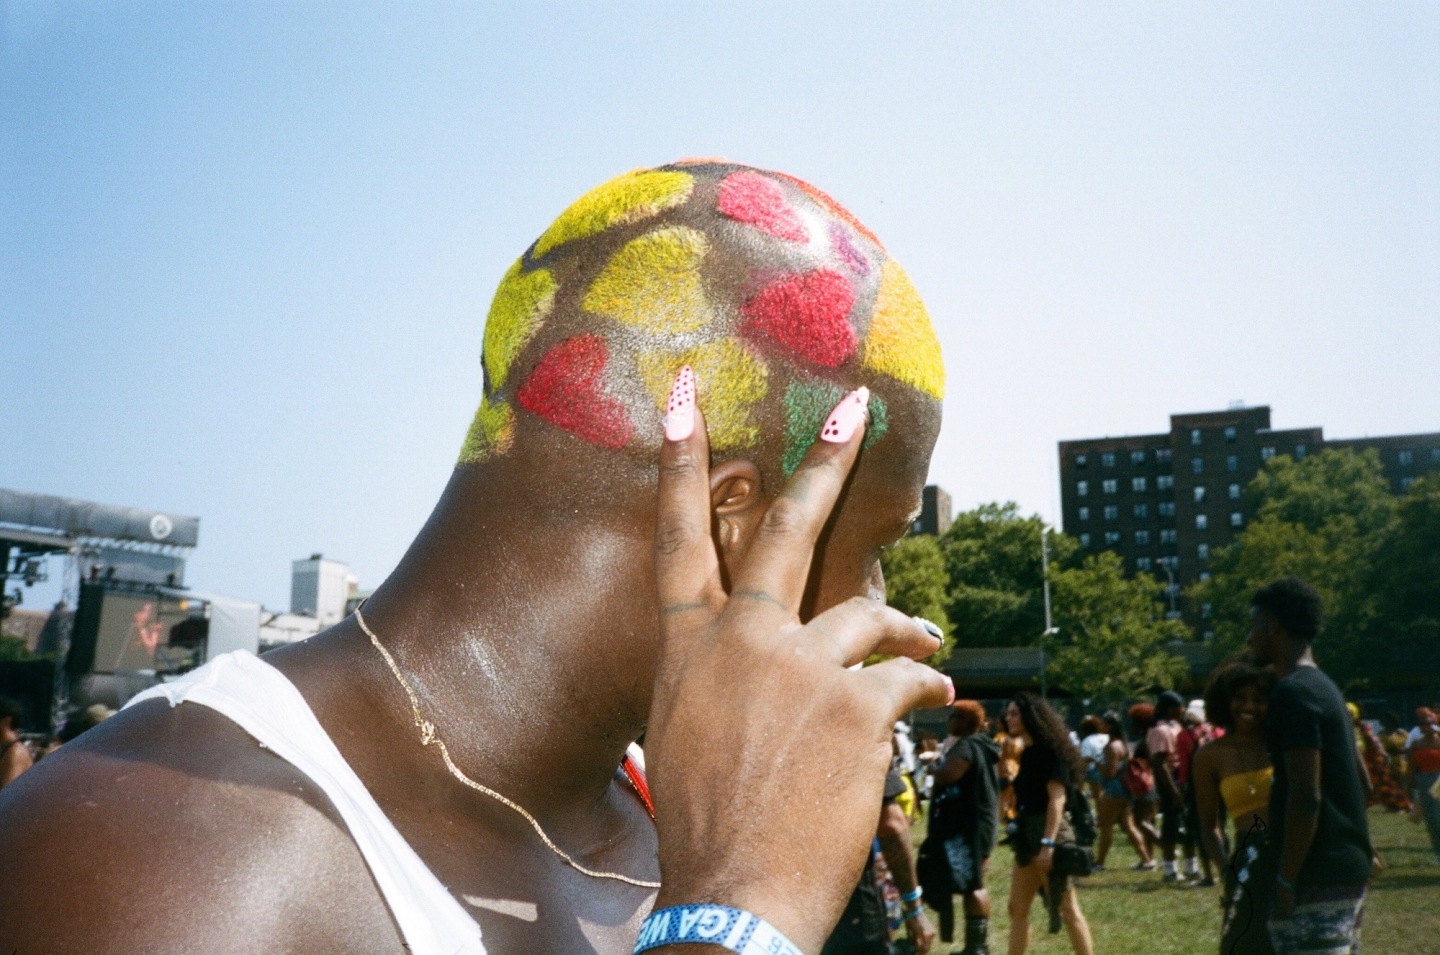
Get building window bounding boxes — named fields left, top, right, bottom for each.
left=1198, top=543, right=1210, bottom=561
left=1103, top=479, right=1118, bottom=494
left=1077, top=480, right=1089, bottom=497
left=1155, top=448, right=1172, bottom=464
left=1080, top=533, right=1091, bottom=548
left=1132, top=477, right=1148, bottom=492
left=1101, top=452, right=1116, bottom=468
left=1199, top=571, right=1211, bottom=582
left=1202, top=602, right=1213, bottom=619
left=1078, top=506, right=1090, bottom=521
left=1158, top=501, right=1175, bottom=517
left=1131, top=450, right=1146, bottom=465
left=1192, top=457, right=1205, bottom=474
left=1105, top=531, right=1121, bottom=546
left=1398, top=449, right=1414, bottom=467
left=1191, top=429, right=1203, bottom=446
left=1226, top=455, right=1239, bottom=472
left=1401, top=477, right=1416, bottom=492
left=1194, top=486, right=1206, bottom=503
left=1133, top=503, right=1149, bottom=519
left=1196, top=514, right=1209, bottom=530
left=1432, top=448, right=1440, bottom=464
left=1228, top=483, right=1241, bottom=500
left=1159, top=556, right=1178, bottom=570
left=1135, top=530, right=1151, bottom=546
left=1136, top=557, right=1153, bottom=572
left=1224, top=426, right=1237, bottom=442
left=1296, top=444, right=1307, bottom=460
left=1261, top=446, right=1276, bottom=461
left=1075, top=453, right=1088, bottom=468
left=1104, top=505, right=1119, bottom=520
left=1160, top=529, right=1177, bottom=545
left=1157, top=475, right=1174, bottom=491
left=1231, top=511, right=1243, bottom=528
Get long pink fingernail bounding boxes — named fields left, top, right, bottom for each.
left=664, top=365, right=696, bottom=441
left=820, top=386, right=870, bottom=443
left=943, top=674, right=955, bottom=706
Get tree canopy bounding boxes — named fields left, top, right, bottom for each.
left=1190, top=449, right=1437, bottom=690
left=1046, top=551, right=1189, bottom=701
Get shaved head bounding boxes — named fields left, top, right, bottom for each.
left=458, top=160, right=944, bottom=497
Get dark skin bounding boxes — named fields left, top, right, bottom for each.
left=1191, top=683, right=1270, bottom=893
left=0, top=385, right=945, bottom=953
left=1245, top=605, right=1321, bottom=920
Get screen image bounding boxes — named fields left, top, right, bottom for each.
left=90, top=592, right=206, bottom=675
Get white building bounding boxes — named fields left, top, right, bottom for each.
left=290, top=553, right=357, bottom=629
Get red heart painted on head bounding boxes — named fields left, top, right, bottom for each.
left=741, top=269, right=857, bottom=368
left=517, top=335, right=634, bottom=449
left=717, top=172, right=810, bottom=244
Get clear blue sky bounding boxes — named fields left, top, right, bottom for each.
left=4, top=3, right=1437, bottom=610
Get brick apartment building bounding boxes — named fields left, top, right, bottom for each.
left=1058, top=406, right=1440, bottom=631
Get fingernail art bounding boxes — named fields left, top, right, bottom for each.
left=664, top=365, right=696, bottom=441
left=915, top=617, right=943, bottom=639
left=820, top=386, right=870, bottom=444
left=943, top=674, right=956, bottom=706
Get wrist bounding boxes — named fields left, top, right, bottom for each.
left=635, top=904, right=803, bottom=955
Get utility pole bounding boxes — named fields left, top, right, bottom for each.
left=1039, top=524, right=1058, bottom=698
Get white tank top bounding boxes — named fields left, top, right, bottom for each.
left=126, top=650, right=486, bottom=955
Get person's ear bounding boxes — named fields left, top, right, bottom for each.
left=709, top=459, right=766, bottom=585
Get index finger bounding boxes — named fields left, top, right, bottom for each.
left=731, top=387, right=870, bottom=612
left=655, top=366, right=723, bottom=615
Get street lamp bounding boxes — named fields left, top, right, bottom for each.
left=1039, top=525, right=1059, bottom=697
left=1159, top=559, right=1180, bottom=619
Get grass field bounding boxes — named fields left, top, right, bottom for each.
left=913, top=808, right=1439, bottom=954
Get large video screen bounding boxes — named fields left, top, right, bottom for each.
left=90, top=592, right=206, bottom=675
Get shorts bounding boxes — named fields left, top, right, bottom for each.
left=1267, top=883, right=1366, bottom=955
left=1101, top=774, right=1129, bottom=800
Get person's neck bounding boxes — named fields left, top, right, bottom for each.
left=299, top=471, right=659, bottom=822
left=1273, top=641, right=1317, bottom=679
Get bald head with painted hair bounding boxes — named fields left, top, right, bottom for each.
left=454, top=160, right=944, bottom=507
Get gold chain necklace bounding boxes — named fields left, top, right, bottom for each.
left=354, top=608, right=661, bottom=889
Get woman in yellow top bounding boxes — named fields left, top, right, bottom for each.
left=1192, top=661, right=1277, bottom=955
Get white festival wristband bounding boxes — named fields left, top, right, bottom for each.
left=633, top=904, right=803, bottom=955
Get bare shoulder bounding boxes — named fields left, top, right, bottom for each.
left=0, top=699, right=403, bottom=953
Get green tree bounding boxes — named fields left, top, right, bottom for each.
left=1045, top=551, right=1189, bottom=701
left=1367, top=473, right=1440, bottom=678
left=939, top=503, right=1076, bottom=647
left=1189, top=449, right=1398, bottom=686
left=880, top=534, right=953, bottom=666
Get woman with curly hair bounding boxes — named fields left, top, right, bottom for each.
left=1003, top=691, right=1093, bottom=955
left=1192, top=661, right=1276, bottom=955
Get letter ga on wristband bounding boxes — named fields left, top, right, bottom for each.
left=634, top=904, right=802, bottom=955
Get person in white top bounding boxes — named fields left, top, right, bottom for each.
left=0, top=161, right=950, bottom=955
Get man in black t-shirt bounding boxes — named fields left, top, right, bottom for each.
left=1247, top=577, right=1372, bottom=955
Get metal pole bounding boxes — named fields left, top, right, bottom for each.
left=1040, top=525, right=1052, bottom=698
left=1160, top=559, right=1178, bottom=618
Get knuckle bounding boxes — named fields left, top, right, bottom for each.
left=659, top=453, right=701, bottom=482
left=758, top=498, right=810, bottom=538
left=655, top=518, right=701, bottom=557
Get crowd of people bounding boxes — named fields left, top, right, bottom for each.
left=879, top=579, right=1440, bottom=955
